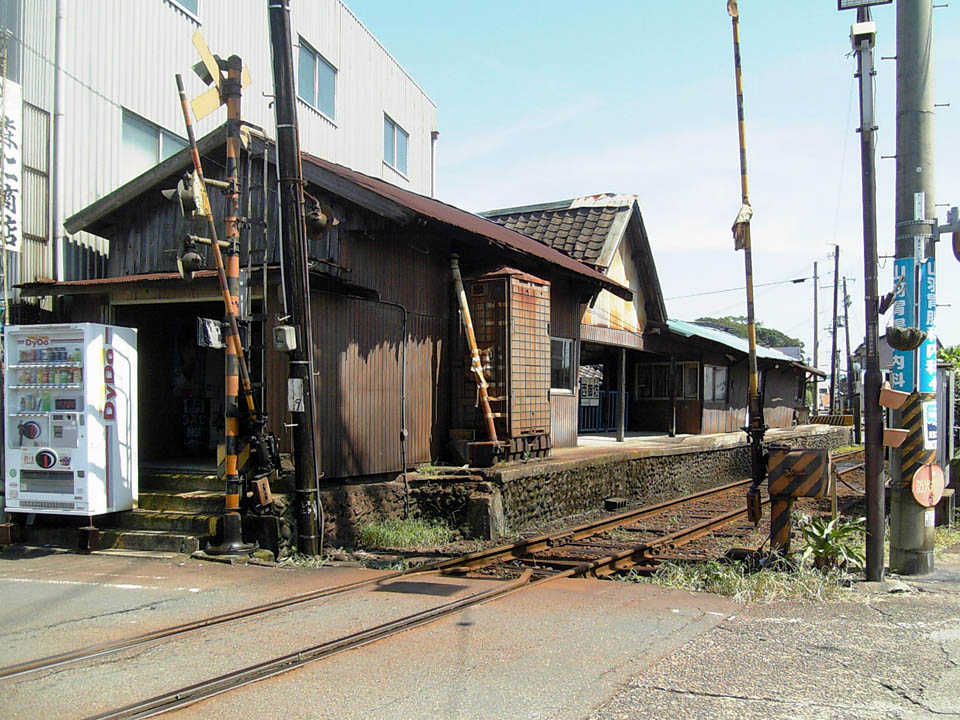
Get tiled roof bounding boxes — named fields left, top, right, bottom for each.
left=484, top=205, right=623, bottom=265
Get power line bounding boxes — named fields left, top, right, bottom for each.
left=666, top=276, right=810, bottom=301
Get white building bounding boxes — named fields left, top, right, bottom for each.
left=4, top=0, right=438, bottom=293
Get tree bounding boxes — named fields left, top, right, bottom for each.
left=694, top=316, right=804, bottom=350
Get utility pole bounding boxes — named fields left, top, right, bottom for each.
left=268, top=0, right=321, bottom=556
left=843, top=276, right=861, bottom=441
left=813, top=261, right=819, bottom=412
left=726, top=1, right=766, bottom=527
left=890, top=0, right=936, bottom=575
left=847, top=3, right=885, bottom=582
left=829, top=245, right=840, bottom=414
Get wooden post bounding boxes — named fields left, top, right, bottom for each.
left=617, top=347, right=626, bottom=442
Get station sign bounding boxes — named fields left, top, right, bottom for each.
left=918, top=258, right=936, bottom=394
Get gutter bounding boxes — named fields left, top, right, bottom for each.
left=52, top=0, right=65, bottom=281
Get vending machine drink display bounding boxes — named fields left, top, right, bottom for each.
left=4, top=323, right=138, bottom=515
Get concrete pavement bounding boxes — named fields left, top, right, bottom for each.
left=0, top=547, right=733, bottom=719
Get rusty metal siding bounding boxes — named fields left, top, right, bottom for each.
left=550, top=393, right=578, bottom=447
left=548, top=276, right=581, bottom=339
left=762, top=368, right=799, bottom=428
left=263, top=230, right=449, bottom=480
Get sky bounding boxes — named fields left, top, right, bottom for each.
left=349, top=0, right=960, bottom=366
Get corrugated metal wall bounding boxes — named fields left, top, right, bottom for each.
left=263, top=226, right=450, bottom=481
left=19, top=0, right=436, bottom=283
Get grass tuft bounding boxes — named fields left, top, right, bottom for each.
left=359, top=517, right=456, bottom=550
left=620, top=560, right=856, bottom=604
left=935, top=523, right=960, bottom=556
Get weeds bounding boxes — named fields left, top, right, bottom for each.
left=796, top=514, right=866, bottom=570
left=621, top=560, right=855, bottom=603
left=359, top=517, right=456, bottom=550
left=277, top=552, right=332, bottom=569
left=934, top=523, right=960, bottom=556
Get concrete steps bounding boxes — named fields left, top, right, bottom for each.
left=98, top=529, right=202, bottom=554
left=116, top=509, right=220, bottom=536
left=138, top=491, right=225, bottom=514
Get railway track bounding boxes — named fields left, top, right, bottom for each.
left=2, top=478, right=768, bottom=718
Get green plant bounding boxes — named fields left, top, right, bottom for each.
left=620, top=560, right=855, bottom=603
left=796, top=513, right=866, bottom=570
left=359, top=517, right=456, bottom=550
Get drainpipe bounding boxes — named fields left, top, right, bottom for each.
left=430, top=130, right=439, bottom=198
left=52, top=0, right=65, bottom=282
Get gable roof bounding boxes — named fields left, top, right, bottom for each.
left=64, top=123, right=631, bottom=301
left=482, top=193, right=666, bottom=321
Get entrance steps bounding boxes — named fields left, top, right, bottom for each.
left=7, top=468, right=290, bottom=555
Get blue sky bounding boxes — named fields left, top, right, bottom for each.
left=350, top=0, right=960, bottom=364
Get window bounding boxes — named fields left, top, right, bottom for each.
left=683, top=363, right=699, bottom=399
left=551, top=338, right=574, bottom=391
left=0, top=0, right=20, bottom=82
left=169, top=0, right=199, bottom=17
left=383, top=115, right=408, bottom=175
left=121, top=111, right=188, bottom=184
left=703, top=364, right=728, bottom=402
left=298, top=39, right=336, bottom=120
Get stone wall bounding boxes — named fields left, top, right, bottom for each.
left=317, top=426, right=852, bottom=546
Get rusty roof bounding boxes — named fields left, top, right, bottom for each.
left=299, top=152, right=631, bottom=300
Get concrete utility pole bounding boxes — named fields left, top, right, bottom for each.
left=889, top=0, right=937, bottom=575
left=848, top=3, right=885, bottom=582
left=829, top=245, right=840, bottom=413
left=813, top=261, right=819, bottom=412
left=843, top=277, right=853, bottom=414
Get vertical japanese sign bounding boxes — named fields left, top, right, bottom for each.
left=1, top=79, right=21, bottom=254
left=890, top=257, right=915, bottom=392
left=918, top=258, right=936, bottom=394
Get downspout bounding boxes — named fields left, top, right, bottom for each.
left=52, top=0, right=65, bottom=282
left=377, top=298, right=409, bottom=517
left=429, top=130, right=438, bottom=198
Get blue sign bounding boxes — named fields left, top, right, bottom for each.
left=923, top=399, right=938, bottom=451
left=890, top=257, right=915, bottom=392
left=918, top=258, right=937, bottom=394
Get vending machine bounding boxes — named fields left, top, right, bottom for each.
left=4, top=323, right=138, bottom=516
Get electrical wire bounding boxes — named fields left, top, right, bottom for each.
left=666, top=276, right=810, bottom=301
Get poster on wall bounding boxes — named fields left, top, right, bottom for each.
left=0, top=79, right=21, bottom=254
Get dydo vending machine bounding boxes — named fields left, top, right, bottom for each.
left=4, top=323, right=138, bottom=515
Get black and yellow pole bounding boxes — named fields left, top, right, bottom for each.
left=175, top=69, right=255, bottom=554
left=727, top=0, right=767, bottom=528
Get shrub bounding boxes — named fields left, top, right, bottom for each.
left=796, top=513, right=866, bottom=570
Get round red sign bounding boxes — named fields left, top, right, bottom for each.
left=912, top=464, right=945, bottom=508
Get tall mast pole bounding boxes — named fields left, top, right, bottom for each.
left=268, top=0, right=321, bottom=556
left=849, top=4, right=886, bottom=583
left=843, top=276, right=854, bottom=414
left=727, top=1, right=765, bottom=523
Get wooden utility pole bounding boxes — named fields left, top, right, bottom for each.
left=268, top=0, right=321, bottom=556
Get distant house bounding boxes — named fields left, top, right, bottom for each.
left=484, top=194, right=822, bottom=438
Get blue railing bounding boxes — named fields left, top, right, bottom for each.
left=578, top=390, right=627, bottom=433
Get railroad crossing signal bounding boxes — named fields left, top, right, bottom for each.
left=190, top=30, right=252, bottom=121
left=766, top=445, right=830, bottom=553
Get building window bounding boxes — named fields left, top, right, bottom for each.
left=636, top=362, right=699, bottom=400
left=0, top=0, right=20, bottom=82
left=383, top=114, right=408, bottom=175
left=121, top=110, right=188, bottom=184
left=297, top=39, right=336, bottom=120
left=551, top=338, right=574, bottom=391
left=169, top=0, right=199, bottom=17
left=703, top=364, right=728, bottom=402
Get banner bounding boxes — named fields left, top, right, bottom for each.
left=890, top=257, right=915, bottom=392
left=918, top=258, right=936, bottom=394
left=0, top=79, right=21, bottom=254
